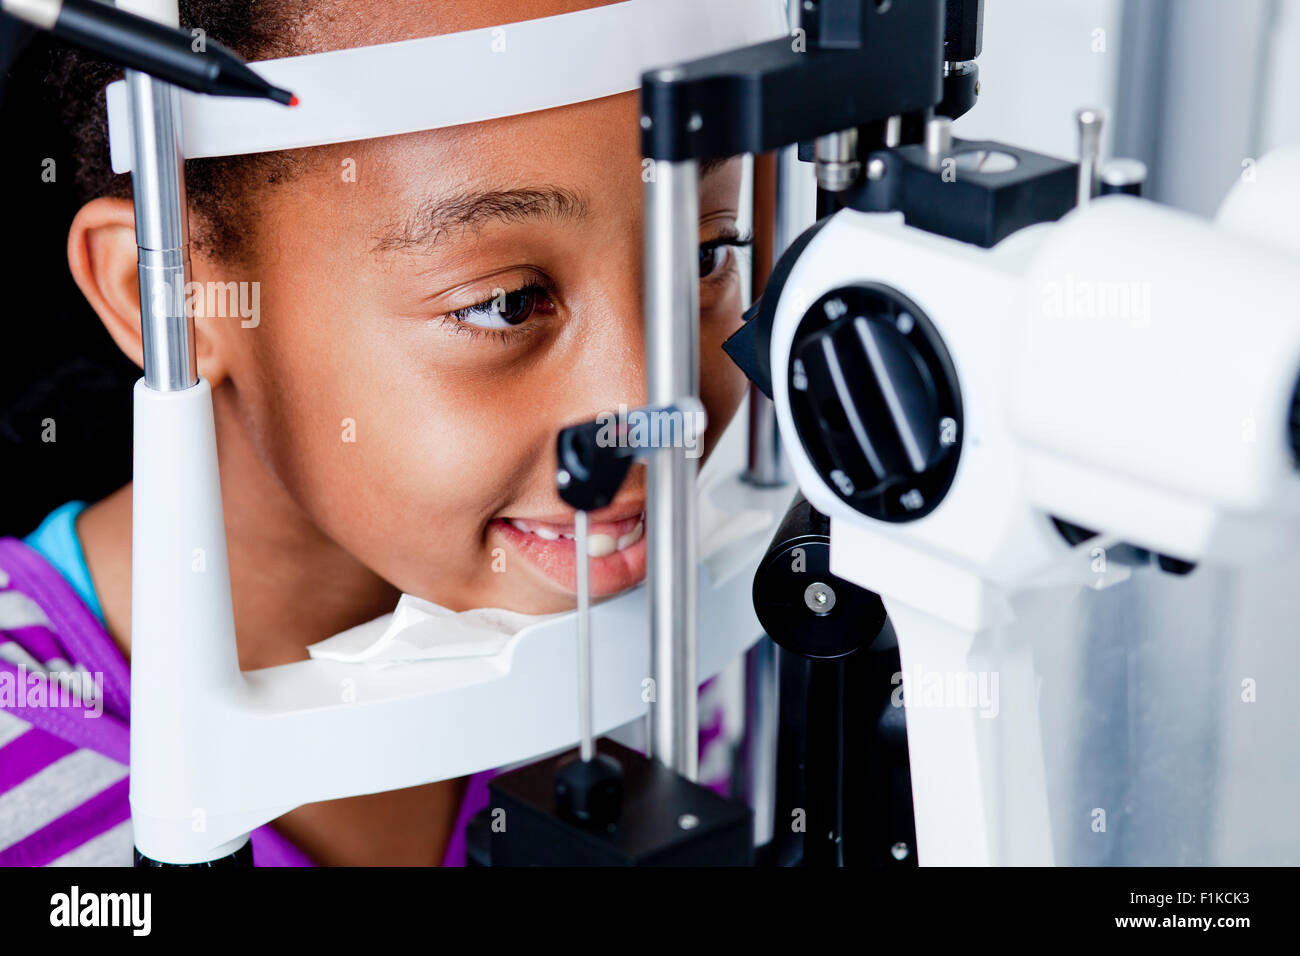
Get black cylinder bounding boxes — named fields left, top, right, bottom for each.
left=752, top=495, right=888, bottom=660
left=134, top=841, right=254, bottom=867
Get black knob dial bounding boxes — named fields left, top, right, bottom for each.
left=787, top=284, right=962, bottom=522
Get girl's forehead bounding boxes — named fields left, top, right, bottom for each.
left=344, top=96, right=644, bottom=210
left=300, top=0, right=623, bottom=48
left=291, top=0, right=622, bottom=53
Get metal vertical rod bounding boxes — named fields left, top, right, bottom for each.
left=574, top=510, right=594, bottom=763
left=884, top=114, right=903, bottom=148
left=128, top=67, right=196, bottom=392
left=925, top=116, right=954, bottom=170
left=746, top=142, right=813, bottom=486
left=743, top=5, right=798, bottom=481
left=746, top=395, right=786, bottom=487
left=645, top=159, right=700, bottom=780
left=745, top=151, right=782, bottom=487
left=745, top=0, right=802, bottom=487
left=743, top=636, right=780, bottom=847
left=1075, top=107, right=1105, bottom=209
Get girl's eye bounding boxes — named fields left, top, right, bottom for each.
left=699, top=230, right=753, bottom=280
left=699, top=243, right=729, bottom=279
left=450, top=284, right=548, bottom=328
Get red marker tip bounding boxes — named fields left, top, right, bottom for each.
left=289, top=95, right=300, bottom=107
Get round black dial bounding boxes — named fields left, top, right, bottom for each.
left=787, top=284, right=963, bottom=522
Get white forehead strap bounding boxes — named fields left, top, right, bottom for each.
left=105, top=0, right=788, bottom=174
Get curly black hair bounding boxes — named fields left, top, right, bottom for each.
left=0, top=2, right=324, bottom=534
left=48, top=0, right=312, bottom=259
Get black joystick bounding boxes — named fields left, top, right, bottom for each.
left=555, top=754, right=625, bottom=828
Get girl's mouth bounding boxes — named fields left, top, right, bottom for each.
left=506, top=513, right=644, bottom=554
left=491, top=507, right=647, bottom=596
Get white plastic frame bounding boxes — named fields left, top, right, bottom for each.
left=106, top=0, right=789, bottom=173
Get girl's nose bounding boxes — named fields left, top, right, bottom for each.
left=560, top=277, right=649, bottom=425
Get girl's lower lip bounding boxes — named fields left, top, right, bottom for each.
left=492, top=518, right=647, bottom=596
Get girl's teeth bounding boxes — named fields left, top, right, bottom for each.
left=507, top=514, right=645, bottom=553
left=617, top=520, right=644, bottom=551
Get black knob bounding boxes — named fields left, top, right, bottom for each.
left=752, top=496, right=888, bottom=660
left=554, top=753, right=624, bottom=828
left=787, top=284, right=962, bottom=522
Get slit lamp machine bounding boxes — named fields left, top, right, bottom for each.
left=35, top=0, right=1300, bottom=866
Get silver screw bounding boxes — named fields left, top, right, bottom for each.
left=867, top=157, right=887, bottom=181
left=678, top=813, right=700, bottom=830
left=557, top=469, right=571, bottom=489
left=804, top=582, right=837, bottom=615
left=891, top=841, right=910, bottom=860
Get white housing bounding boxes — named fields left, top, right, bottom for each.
left=769, top=147, right=1300, bottom=865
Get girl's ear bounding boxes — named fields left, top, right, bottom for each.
left=67, top=197, right=230, bottom=386
left=67, top=197, right=145, bottom=370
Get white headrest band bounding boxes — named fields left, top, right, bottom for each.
left=105, top=0, right=789, bottom=173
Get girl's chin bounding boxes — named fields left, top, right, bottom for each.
left=490, top=518, right=648, bottom=599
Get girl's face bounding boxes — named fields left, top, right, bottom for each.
left=193, top=70, right=749, bottom=614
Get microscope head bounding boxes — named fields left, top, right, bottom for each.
left=760, top=183, right=1300, bottom=619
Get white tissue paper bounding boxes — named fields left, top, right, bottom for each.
left=306, top=594, right=552, bottom=665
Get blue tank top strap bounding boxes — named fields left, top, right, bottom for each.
left=23, top=501, right=105, bottom=625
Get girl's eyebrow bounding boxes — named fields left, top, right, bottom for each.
left=699, top=156, right=732, bottom=177
left=371, top=159, right=735, bottom=255
left=371, top=186, right=591, bottom=253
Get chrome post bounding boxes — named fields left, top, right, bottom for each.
left=644, top=156, right=701, bottom=780
left=1075, top=107, right=1106, bottom=209
left=127, top=68, right=196, bottom=392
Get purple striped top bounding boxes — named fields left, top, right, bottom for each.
left=0, top=535, right=498, bottom=866
left=0, top=533, right=731, bottom=866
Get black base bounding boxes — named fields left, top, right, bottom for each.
left=486, top=738, right=752, bottom=866
left=133, top=841, right=254, bottom=867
